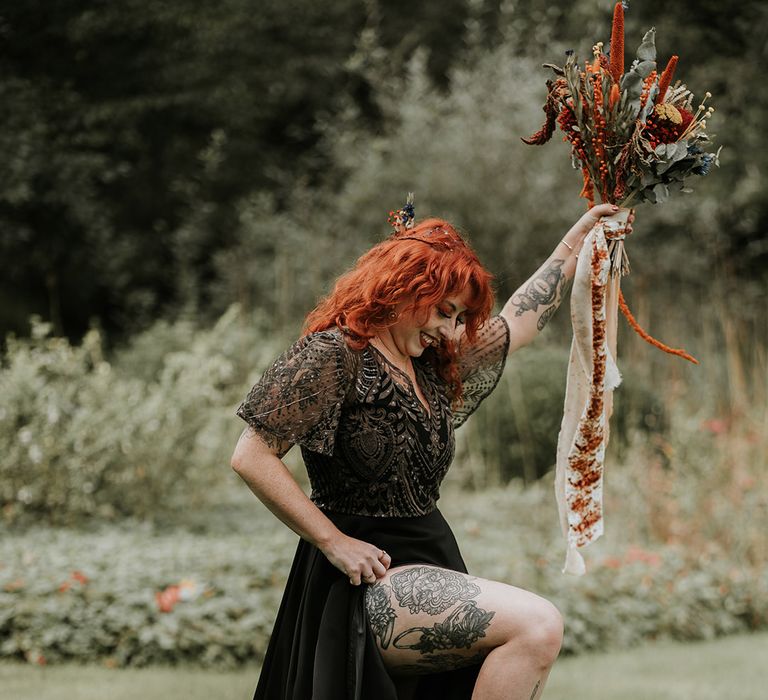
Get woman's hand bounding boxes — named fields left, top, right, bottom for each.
left=320, top=532, right=392, bottom=586
left=563, top=204, right=635, bottom=255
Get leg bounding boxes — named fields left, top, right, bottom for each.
left=365, top=564, right=563, bottom=700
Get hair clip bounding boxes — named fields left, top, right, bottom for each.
left=387, top=192, right=415, bottom=232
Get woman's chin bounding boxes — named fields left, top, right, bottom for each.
left=411, top=340, right=427, bottom=356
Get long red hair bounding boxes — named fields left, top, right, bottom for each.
left=303, top=218, right=495, bottom=402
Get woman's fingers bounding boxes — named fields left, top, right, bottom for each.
left=372, top=558, right=388, bottom=579
left=351, top=553, right=388, bottom=585
left=337, top=539, right=393, bottom=585
left=589, top=203, right=620, bottom=220
left=352, top=566, right=381, bottom=586
left=585, top=204, right=636, bottom=235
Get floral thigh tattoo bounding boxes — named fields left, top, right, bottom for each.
left=364, top=566, right=495, bottom=673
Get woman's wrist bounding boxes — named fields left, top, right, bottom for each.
left=314, top=523, right=343, bottom=552
left=558, top=234, right=583, bottom=256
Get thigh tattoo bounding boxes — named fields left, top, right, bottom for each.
left=392, top=600, right=495, bottom=653
left=390, top=566, right=481, bottom=615
left=365, top=566, right=496, bottom=672
left=366, top=582, right=398, bottom=649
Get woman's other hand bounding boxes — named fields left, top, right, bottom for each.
left=320, top=532, right=392, bottom=586
left=567, top=204, right=635, bottom=242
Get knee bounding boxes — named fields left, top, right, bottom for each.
left=514, top=600, right=564, bottom=667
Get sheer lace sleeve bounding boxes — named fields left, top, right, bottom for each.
left=452, top=314, right=510, bottom=429
left=236, top=330, right=355, bottom=456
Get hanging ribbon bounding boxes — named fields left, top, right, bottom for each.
left=554, top=213, right=624, bottom=575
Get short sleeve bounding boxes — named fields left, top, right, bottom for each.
left=236, top=331, right=355, bottom=456
left=452, top=315, right=510, bottom=429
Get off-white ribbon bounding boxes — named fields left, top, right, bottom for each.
left=555, top=212, right=626, bottom=575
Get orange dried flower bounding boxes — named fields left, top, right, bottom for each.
left=609, top=83, right=620, bottom=109
left=618, top=290, right=698, bottom=364
left=639, top=70, right=658, bottom=110
left=655, top=55, right=679, bottom=104
left=609, top=2, right=625, bottom=82
left=579, top=167, right=594, bottom=205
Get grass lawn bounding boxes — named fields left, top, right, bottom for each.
left=2, top=632, right=766, bottom=700
left=547, top=632, right=768, bottom=699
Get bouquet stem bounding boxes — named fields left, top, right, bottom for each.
left=599, top=208, right=632, bottom=277
left=608, top=239, right=630, bottom=277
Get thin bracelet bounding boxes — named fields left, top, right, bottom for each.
left=560, top=238, right=574, bottom=250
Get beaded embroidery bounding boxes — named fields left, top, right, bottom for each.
left=236, top=317, right=510, bottom=517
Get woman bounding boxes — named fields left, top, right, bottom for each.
left=231, top=201, right=631, bottom=700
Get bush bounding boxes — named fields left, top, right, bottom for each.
left=0, top=308, right=281, bottom=524
left=0, top=515, right=294, bottom=667
left=450, top=341, right=670, bottom=487
left=1, top=485, right=765, bottom=668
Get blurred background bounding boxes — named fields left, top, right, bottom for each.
left=1, top=0, right=766, bottom=695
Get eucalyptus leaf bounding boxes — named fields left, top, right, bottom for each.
left=621, top=71, right=643, bottom=99
left=671, top=142, right=690, bottom=162
left=653, top=183, right=669, bottom=204
left=635, top=60, right=657, bottom=79
left=637, top=28, right=657, bottom=62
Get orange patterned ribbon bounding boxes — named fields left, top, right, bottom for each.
left=555, top=214, right=623, bottom=575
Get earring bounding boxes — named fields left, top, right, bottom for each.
left=388, top=310, right=397, bottom=320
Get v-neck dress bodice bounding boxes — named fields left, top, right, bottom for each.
left=237, top=316, right=510, bottom=518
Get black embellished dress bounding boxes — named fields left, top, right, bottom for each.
left=236, top=315, right=510, bottom=700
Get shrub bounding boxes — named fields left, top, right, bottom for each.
left=0, top=308, right=280, bottom=524
left=1, top=486, right=765, bottom=668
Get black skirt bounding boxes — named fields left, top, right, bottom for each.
left=253, top=508, right=482, bottom=700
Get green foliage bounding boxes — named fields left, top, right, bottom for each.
left=4, top=0, right=766, bottom=343
left=0, top=520, right=293, bottom=667
left=0, top=0, right=364, bottom=339
left=0, top=310, right=271, bottom=523
left=1, top=483, right=765, bottom=667
left=1, top=318, right=765, bottom=663
left=450, top=341, right=668, bottom=485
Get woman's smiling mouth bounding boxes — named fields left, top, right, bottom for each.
left=420, top=331, right=439, bottom=348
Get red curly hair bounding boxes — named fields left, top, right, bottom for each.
left=303, top=218, right=495, bottom=402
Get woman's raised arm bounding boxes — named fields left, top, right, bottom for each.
left=500, top=204, right=630, bottom=353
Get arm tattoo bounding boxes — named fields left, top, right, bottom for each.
left=536, top=305, right=557, bottom=331
left=390, top=566, right=481, bottom=615
left=365, top=582, right=397, bottom=649
left=392, top=601, right=495, bottom=653
left=511, top=258, right=568, bottom=324
left=511, top=259, right=574, bottom=332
